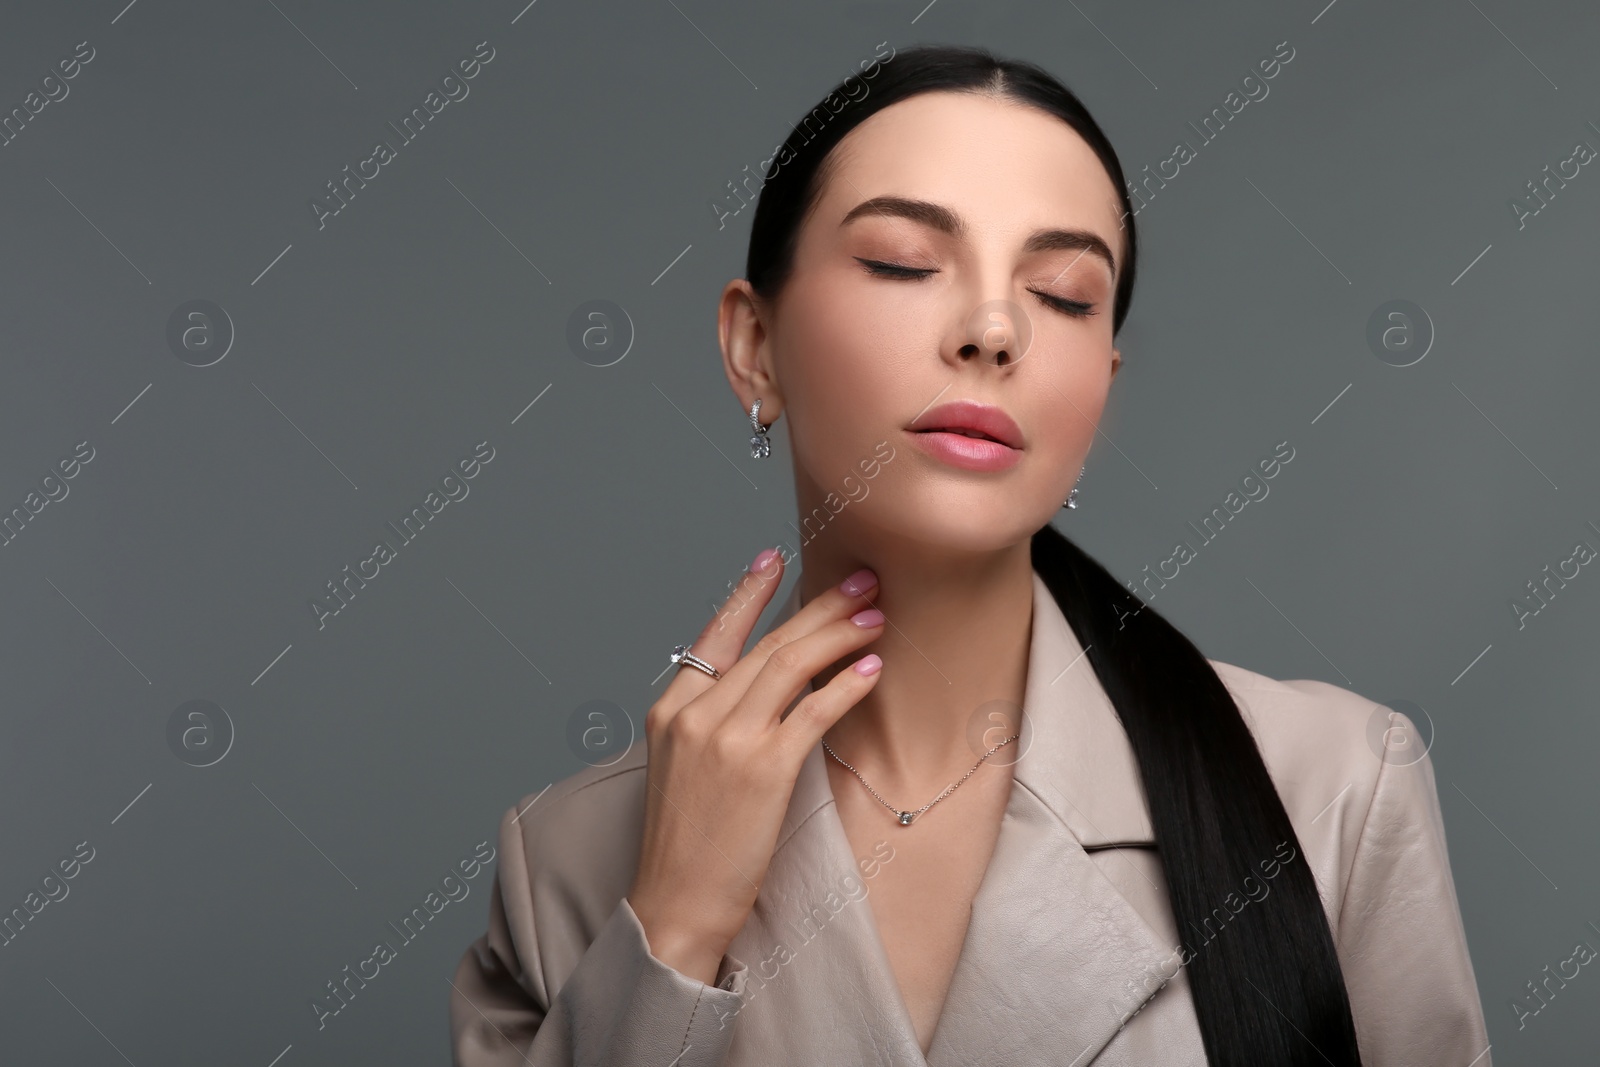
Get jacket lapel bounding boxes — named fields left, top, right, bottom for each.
left=723, top=569, right=1183, bottom=1067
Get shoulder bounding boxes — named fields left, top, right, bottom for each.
left=1201, top=664, right=1491, bottom=1054
left=495, top=742, right=650, bottom=941
left=458, top=744, right=657, bottom=1022
left=1205, top=657, right=1397, bottom=790
left=508, top=740, right=649, bottom=836
left=1205, top=656, right=1412, bottom=818
left=1202, top=658, right=1435, bottom=927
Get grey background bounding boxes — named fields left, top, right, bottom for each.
left=0, top=0, right=1594, bottom=1063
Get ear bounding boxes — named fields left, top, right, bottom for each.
left=719, top=278, right=783, bottom=421
left=1110, top=346, right=1122, bottom=383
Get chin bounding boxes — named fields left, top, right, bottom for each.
left=878, top=497, right=1042, bottom=557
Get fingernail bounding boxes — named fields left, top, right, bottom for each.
left=853, top=654, right=883, bottom=676
left=850, top=608, right=885, bottom=628
left=839, top=568, right=878, bottom=596
left=750, top=547, right=781, bottom=573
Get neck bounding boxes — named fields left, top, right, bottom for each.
left=797, top=530, right=1035, bottom=794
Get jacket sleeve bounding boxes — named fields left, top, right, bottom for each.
left=449, top=800, right=752, bottom=1067
left=1332, top=721, right=1493, bottom=1067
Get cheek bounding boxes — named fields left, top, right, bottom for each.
left=778, top=281, right=922, bottom=439
left=794, top=275, right=914, bottom=376
left=1034, top=344, right=1113, bottom=454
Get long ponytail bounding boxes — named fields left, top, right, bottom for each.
left=745, top=43, right=1363, bottom=1065
left=1031, top=523, right=1361, bottom=1064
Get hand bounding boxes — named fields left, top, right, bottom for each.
left=625, top=549, right=885, bottom=985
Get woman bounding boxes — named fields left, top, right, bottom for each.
left=449, top=44, right=1490, bottom=1066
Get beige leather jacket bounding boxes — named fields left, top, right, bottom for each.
left=449, top=570, right=1492, bottom=1066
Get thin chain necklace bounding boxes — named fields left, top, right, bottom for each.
left=821, top=732, right=1020, bottom=827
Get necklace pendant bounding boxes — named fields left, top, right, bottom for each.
left=897, top=811, right=915, bottom=826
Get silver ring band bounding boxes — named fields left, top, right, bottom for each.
left=670, top=643, right=722, bottom=680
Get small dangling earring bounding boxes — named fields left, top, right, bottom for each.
left=1062, top=465, right=1085, bottom=509
left=748, top=398, right=774, bottom=459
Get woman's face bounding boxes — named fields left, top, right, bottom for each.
left=755, top=90, right=1125, bottom=555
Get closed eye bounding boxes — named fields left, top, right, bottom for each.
left=857, top=257, right=933, bottom=280
left=855, top=258, right=1096, bottom=319
left=1029, top=290, right=1096, bottom=318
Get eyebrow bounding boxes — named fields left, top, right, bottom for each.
left=839, top=195, right=1117, bottom=279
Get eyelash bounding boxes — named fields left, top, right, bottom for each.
left=856, top=258, right=1097, bottom=318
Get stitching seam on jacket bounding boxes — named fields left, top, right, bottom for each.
left=774, top=794, right=834, bottom=854
left=1333, top=738, right=1388, bottom=935
left=679, top=985, right=706, bottom=1062
left=523, top=762, right=647, bottom=825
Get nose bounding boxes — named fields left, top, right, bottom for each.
left=959, top=300, right=1032, bottom=367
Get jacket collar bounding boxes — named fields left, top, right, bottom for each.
left=721, top=567, right=1181, bottom=1066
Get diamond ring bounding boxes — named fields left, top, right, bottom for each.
left=669, top=644, right=722, bottom=681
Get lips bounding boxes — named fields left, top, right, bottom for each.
left=907, top=400, right=1024, bottom=450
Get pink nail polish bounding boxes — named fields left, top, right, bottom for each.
left=853, top=654, right=882, bottom=676
left=850, top=609, right=885, bottom=628
left=839, top=568, right=878, bottom=596
left=751, top=547, right=780, bottom=573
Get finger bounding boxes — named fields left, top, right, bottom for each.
left=701, top=567, right=880, bottom=722
left=773, top=651, right=884, bottom=769
left=727, top=603, right=885, bottom=732
left=658, top=546, right=788, bottom=708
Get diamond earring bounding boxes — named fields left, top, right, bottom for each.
left=1063, top=465, right=1085, bottom=509
left=748, top=399, right=774, bottom=459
